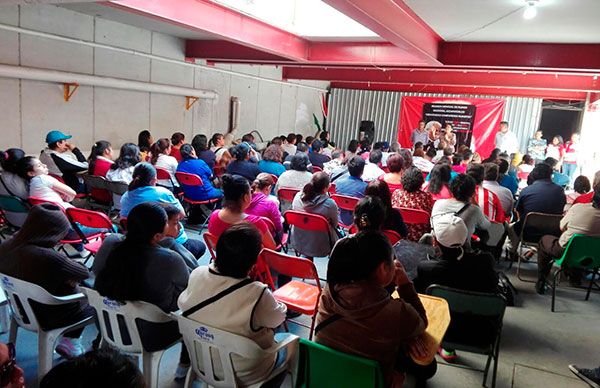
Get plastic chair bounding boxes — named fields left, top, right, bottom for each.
left=296, top=338, right=385, bottom=388
left=269, top=174, right=278, bottom=185
left=396, top=207, right=430, bottom=224
left=106, top=180, right=129, bottom=196
left=383, top=229, right=402, bottom=245
left=284, top=210, right=334, bottom=259
left=259, top=217, right=288, bottom=251
left=550, top=234, right=600, bottom=312
left=155, top=166, right=176, bottom=189
left=0, top=194, right=30, bottom=231
left=81, top=287, right=179, bottom=388
left=0, top=274, right=94, bottom=380
left=277, top=187, right=300, bottom=204
left=330, top=194, right=360, bottom=229
left=83, top=174, right=111, bottom=211
left=175, top=172, right=220, bottom=230
left=516, top=212, right=563, bottom=282
left=260, top=249, right=321, bottom=339
left=312, top=166, right=323, bottom=173
left=203, top=231, right=219, bottom=261
left=426, top=285, right=506, bottom=388
left=28, top=196, right=61, bottom=208
left=66, top=207, right=114, bottom=262
left=328, top=183, right=336, bottom=194
left=175, top=314, right=299, bottom=388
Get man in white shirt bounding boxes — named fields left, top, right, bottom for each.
left=494, top=121, right=519, bottom=155
left=361, top=150, right=385, bottom=182
left=411, top=120, right=429, bottom=147
left=281, top=133, right=297, bottom=156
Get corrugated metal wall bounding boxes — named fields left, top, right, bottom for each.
left=328, top=88, right=542, bottom=154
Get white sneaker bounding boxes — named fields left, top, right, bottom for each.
left=174, top=363, right=190, bottom=380
left=55, top=337, right=85, bottom=358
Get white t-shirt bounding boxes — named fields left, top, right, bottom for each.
left=29, top=174, right=72, bottom=208
left=211, top=146, right=228, bottom=162
left=361, top=163, right=385, bottom=182
left=494, top=131, right=519, bottom=155
left=155, top=154, right=179, bottom=187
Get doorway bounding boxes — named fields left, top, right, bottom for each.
left=538, top=100, right=584, bottom=143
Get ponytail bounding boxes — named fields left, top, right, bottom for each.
left=128, top=162, right=156, bottom=191
left=301, top=172, right=329, bottom=202
left=88, top=140, right=111, bottom=174
left=252, top=173, right=274, bottom=193
left=150, top=138, right=170, bottom=165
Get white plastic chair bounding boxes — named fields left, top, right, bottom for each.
left=81, top=287, right=179, bottom=388
left=0, top=274, right=95, bottom=380
left=174, top=313, right=299, bottom=388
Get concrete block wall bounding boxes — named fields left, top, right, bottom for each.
left=0, top=4, right=329, bottom=154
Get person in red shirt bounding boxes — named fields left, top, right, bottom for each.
left=88, top=140, right=114, bottom=203
left=573, top=170, right=600, bottom=205
left=169, top=132, right=185, bottom=162
left=466, top=163, right=504, bottom=223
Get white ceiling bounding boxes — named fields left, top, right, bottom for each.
left=61, top=3, right=217, bottom=40
left=404, top=0, right=600, bottom=43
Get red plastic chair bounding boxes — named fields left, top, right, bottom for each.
left=28, top=196, right=61, bottom=208
left=175, top=172, right=221, bottom=230
left=330, top=194, right=360, bottom=229
left=277, top=187, right=300, bottom=204
left=260, top=248, right=322, bottom=339
left=517, top=171, right=529, bottom=181
left=203, top=232, right=219, bottom=262
left=312, top=166, right=323, bottom=173
left=382, top=166, right=390, bottom=174
left=66, top=208, right=114, bottom=263
left=396, top=207, right=430, bottom=225
left=284, top=210, right=334, bottom=258
left=260, top=217, right=288, bottom=251
left=383, top=229, right=402, bottom=245
left=155, top=166, right=178, bottom=192
left=269, top=174, right=278, bottom=185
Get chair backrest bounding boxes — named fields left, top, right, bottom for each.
left=203, top=232, right=219, bottom=261
left=383, top=229, right=402, bottom=245
left=66, top=207, right=114, bottom=230
left=396, top=207, right=430, bottom=224
left=49, top=174, right=65, bottom=183
left=81, top=288, right=175, bottom=354
left=296, top=338, right=385, bottom=388
left=328, top=183, right=336, bottom=194
left=0, top=195, right=30, bottom=214
left=269, top=174, right=278, bottom=185
left=175, top=171, right=203, bottom=187
left=284, top=210, right=330, bottom=233
left=0, top=274, right=85, bottom=333
left=277, top=187, right=300, bottom=203
left=259, top=249, right=320, bottom=289
left=330, top=194, right=360, bottom=212
left=28, top=196, right=60, bottom=207
left=155, top=166, right=172, bottom=181
left=556, top=234, right=600, bottom=270
left=312, top=166, right=323, bottom=173
left=106, top=180, right=129, bottom=196
left=83, top=174, right=108, bottom=191
left=176, top=314, right=289, bottom=388
left=520, top=212, right=563, bottom=242
left=426, top=284, right=506, bottom=323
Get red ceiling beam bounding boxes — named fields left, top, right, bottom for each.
left=323, top=0, right=441, bottom=65
left=186, top=40, right=293, bottom=63
left=103, top=0, right=309, bottom=62
left=331, top=82, right=588, bottom=100
left=282, top=67, right=600, bottom=92
left=440, top=42, right=600, bottom=71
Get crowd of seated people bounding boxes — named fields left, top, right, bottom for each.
left=2, top=125, right=600, bottom=388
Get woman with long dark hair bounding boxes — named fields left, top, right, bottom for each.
left=365, top=180, right=408, bottom=238
left=106, top=143, right=141, bottom=209
left=95, top=202, right=191, bottom=379
left=423, top=163, right=452, bottom=200
left=290, top=172, right=339, bottom=257
left=315, top=231, right=434, bottom=387
left=137, top=130, right=153, bottom=161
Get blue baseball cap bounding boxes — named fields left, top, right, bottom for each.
left=45, top=130, right=72, bottom=144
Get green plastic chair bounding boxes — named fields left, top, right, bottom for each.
left=296, top=338, right=385, bottom=388
left=551, top=234, right=600, bottom=312
left=0, top=194, right=30, bottom=233
left=426, top=285, right=506, bottom=388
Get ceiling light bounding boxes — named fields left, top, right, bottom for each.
left=523, top=0, right=539, bottom=20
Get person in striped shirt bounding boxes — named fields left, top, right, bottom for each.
left=466, top=163, right=505, bottom=223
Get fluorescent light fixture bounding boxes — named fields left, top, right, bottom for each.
left=523, top=0, right=539, bottom=20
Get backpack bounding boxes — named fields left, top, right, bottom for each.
left=497, top=271, right=518, bottom=307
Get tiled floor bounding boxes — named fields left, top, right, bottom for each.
left=3, top=227, right=599, bottom=388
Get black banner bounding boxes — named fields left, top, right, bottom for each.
left=423, top=103, right=477, bottom=147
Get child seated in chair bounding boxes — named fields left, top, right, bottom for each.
left=178, top=223, right=288, bottom=386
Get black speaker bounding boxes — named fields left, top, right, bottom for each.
left=359, top=121, right=375, bottom=142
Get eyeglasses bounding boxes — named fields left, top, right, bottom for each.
left=0, top=342, right=16, bottom=387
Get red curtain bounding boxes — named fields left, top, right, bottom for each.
left=398, top=97, right=505, bottom=158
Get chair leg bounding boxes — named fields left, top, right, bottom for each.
left=308, top=313, right=317, bottom=341
left=8, top=317, right=18, bottom=344
left=38, top=332, right=59, bottom=380
left=142, top=351, right=164, bottom=388
left=551, top=268, right=562, bottom=312
left=491, top=337, right=501, bottom=388
left=184, top=369, right=195, bottom=388
left=584, top=270, right=596, bottom=301
left=482, top=353, right=492, bottom=387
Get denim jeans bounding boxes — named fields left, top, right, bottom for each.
left=562, top=163, right=578, bottom=186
